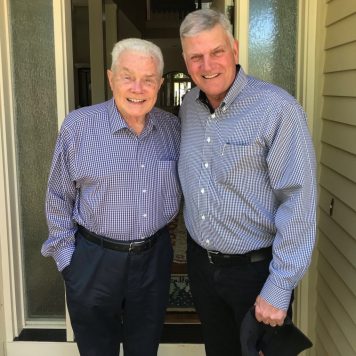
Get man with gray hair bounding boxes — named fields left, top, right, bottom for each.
left=178, top=8, right=317, bottom=355
left=42, top=38, right=181, bottom=356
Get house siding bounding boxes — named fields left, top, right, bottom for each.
left=315, top=0, right=356, bottom=355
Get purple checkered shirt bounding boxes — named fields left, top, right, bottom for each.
left=42, top=98, right=181, bottom=271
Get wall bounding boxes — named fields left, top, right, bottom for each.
left=118, top=8, right=141, bottom=40
left=0, top=251, right=4, bottom=356
left=314, top=1, right=356, bottom=355
left=149, top=38, right=186, bottom=75
left=0, top=0, right=13, bottom=350
left=211, top=0, right=229, bottom=14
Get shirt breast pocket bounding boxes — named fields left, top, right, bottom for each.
left=212, top=143, right=266, bottom=185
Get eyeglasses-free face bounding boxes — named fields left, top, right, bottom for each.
left=107, top=50, right=163, bottom=124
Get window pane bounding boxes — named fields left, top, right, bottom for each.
left=248, top=0, right=297, bottom=95
left=9, top=0, right=65, bottom=319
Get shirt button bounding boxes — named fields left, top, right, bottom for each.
left=142, top=189, right=147, bottom=193
left=140, top=164, right=145, bottom=168
left=201, top=215, right=205, bottom=220
left=211, top=113, right=216, bottom=119
left=207, top=137, right=211, bottom=143
left=201, top=188, right=205, bottom=194
left=204, top=163, right=209, bottom=168
left=206, top=239, right=210, bottom=245
left=143, top=213, right=147, bottom=218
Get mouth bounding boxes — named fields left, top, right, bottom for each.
left=127, top=98, right=146, bottom=103
left=202, top=73, right=219, bottom=79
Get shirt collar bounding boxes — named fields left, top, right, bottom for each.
left=197, top=65, right=248, bottom=112
left=144, top=111, right=157, bottom=135
left=107, top=98, right=156, bottom=135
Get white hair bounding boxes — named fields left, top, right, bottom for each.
left=180, top=9, right=234, bottom=45
left=111, top=38, right=164, bottom=76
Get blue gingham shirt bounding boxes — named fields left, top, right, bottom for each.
left=178, top=66, right=317, bottom=310
left=42, top=98, right=181, bottom=271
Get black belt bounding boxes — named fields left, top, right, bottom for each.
left=188, top=234, right=272, bottom=265
left=77, top=225, right=161, bottom=253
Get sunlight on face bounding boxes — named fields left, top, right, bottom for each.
left=107, top=50, right=163, bottom=122
left=182, top=24, right=238, bottom=108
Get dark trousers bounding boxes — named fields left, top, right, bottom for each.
left=62, top=228, right=173, bottom=356
left=187, top=234, right=291, bottom=356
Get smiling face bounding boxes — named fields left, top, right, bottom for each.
left=107, top=50, right=163, bottom=123
left=182, top=24, right=239, bottom=109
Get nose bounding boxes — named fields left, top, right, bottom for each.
left=202, top=55, right=213, bottom=72
left=131, top=79, right=144, bottom=92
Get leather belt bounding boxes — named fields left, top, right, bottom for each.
left=188, top=234, right=272, bottom=265
left=77, top=225, right=161, bottom=253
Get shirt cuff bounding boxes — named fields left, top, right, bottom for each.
left=52, top=244, right=75, bottom=272
left=259, top=276, right=293, bottom=310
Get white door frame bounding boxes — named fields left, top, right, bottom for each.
left=295, top=0, right=319, bottom=345
left=0, top=0, right=25, bottom=343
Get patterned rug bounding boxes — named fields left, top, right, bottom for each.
left=168, top=208, right=195, bottom=310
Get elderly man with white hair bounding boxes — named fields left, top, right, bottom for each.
left=42, top=38, right=181, bottom=356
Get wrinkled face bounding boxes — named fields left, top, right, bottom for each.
left=107, top=50, right=163, bottom=122
left=182, top=24, right=239, bottom=108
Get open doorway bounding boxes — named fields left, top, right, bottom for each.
left=70, top=0, right=216, bottom=341
left=71, top=0, right=206, bottom=108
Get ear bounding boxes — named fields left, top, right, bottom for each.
left=159, top=77, right=164, bottom=88
left=233, top=39, right=239, bottom=65
left=182, top=51, right=187, bottom=64
left=107, top=69, right=114, bottom=91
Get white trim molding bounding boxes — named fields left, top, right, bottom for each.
left=53, top=0, right=75, bottom=128
left=53, top=0, right=76, bottom=341
left=295, top=2, right=323, bottom=355
left=0, top=0, right=26, bottom=343
left=234, top=0, right=249, bottom=70
left=6, top=342, right=204, bottom=356
left=296, top=0, right=319, bottom=134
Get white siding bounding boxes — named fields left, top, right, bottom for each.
left=315, top=0, right=356, bottom=355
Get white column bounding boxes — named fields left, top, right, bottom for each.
left=88, top=0, right=106, bottom=104
left=234, top=0, right=249, bottom=71
left=105, top=2, right=118, bottom=98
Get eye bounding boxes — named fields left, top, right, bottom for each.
left=119, top=73, right=132, bottom=82
left=212, top=49, right=224, bottom=57
left=190, top=55, right=202, bottom=63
